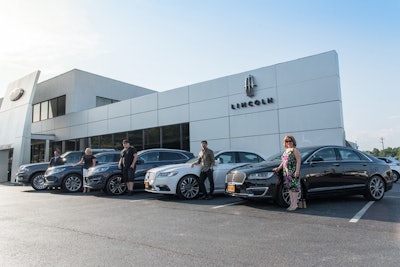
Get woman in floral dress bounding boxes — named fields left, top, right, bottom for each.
left=273, top=135, right=301, bottom=210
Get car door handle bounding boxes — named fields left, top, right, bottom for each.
left=333, top=163, right=340, bottom=166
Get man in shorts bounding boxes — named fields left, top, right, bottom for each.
left=118, top=139, right=138, bottom=196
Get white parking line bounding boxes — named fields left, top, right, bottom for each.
left=349, top=201, right=374, bottom=223
left=212, top=201, right=246, bottom=209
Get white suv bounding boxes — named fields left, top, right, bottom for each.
left=377, top=157, right=400, bottom=183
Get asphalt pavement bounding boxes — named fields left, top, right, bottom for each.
left=0, top=182, right=399, bottom=266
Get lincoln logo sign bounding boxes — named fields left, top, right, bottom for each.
left=9, top=88, right=25, bottom=101
left=231, top=98, right=274, bottom=110
left=231, top=75, right=274, bottom=110
left=245, top=75, right=256, bottom=97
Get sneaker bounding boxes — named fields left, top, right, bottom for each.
left=127, top=191, right=133, bottom=196
left=198, top=195, right=207, bottom=200
left=206, top=195, right=213, bottom=200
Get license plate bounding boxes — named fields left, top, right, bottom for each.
left=144, top=181, right=149, bottom=188
left=227, top=184, right=235, bottom=192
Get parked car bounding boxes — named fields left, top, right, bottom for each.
left=376, top=156, right=400, bottom=183
left=144, top=150, right=266, bottom=199
left=86, top=148, right=195, bottom=195
left=43, top=151, right=121, bottom=192
left=225, top=146, right=394, bottom=207
left=16, top=149, right=115, bottom=190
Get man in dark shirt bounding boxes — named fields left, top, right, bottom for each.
left=118, top=139, right=138, bottom=196
left=49, top=150, right=64, bottom=167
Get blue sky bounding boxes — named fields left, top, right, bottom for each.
left=0, top=0, right=399, bottom=151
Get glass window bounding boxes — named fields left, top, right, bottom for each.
left=96, top=96, right=119, bottom=107
left=32, top=95, right=65, bottom=122
left=144, top=128, right=160, bottom=149
left=159, top=152, right=186, bottom=161
left=140, top=151, right=159, bottom=162
left=182, top=123, right=190, bottom=151
left=113, top=132, right=127, bottom=150
left=40, top=101, right=48, bottom=120
left=48, top=98, right=57, bottom=118
left=65, top=140, right=80, bottom=151
left=216, top=152, right=236, bottom=164
left=238, top=152, right=264, bottom=163
left=57, top=95, right=66, bottom=116
left=90, top=136, right=100, bottom=148
left=129, top=130, right=143, bottom=151
left=96, top=153, right=119, bottom=163
left=162, top=124, right=180, bottom=149
left=99, top=135, right=113, bottom=148
left=313, top=148, right=337, bottom=161
left=338, top=148, right=361, bottom=161
left=32, top=104, right=40, bottom=122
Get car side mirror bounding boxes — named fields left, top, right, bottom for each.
left=311, top=156, right=324, bottom=162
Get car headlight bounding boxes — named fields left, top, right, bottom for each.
left=19, top=166, right=29, bottom=172
left=248, top=172, right=275, bottom=179
left=50, top=168, right=66, bottom=174
left=157, top=171, right=178, bottom=177
left=92, top=166, right=110, bottom=173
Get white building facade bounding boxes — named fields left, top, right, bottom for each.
left=0, top=51, right=345, bottom=182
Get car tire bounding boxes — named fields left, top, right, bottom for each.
left=364, top=175, right=385, bottom=201
left=177, top=175, right=200, bottom=200
left=275, top=182, right=303, bottom=208
left=392, top=171, right=399, bottom=183
left=30, top=172, right=47, bottom=191
left=62, top=174, right=82, bottom=192
left=106, top=175, right=127, bottom=195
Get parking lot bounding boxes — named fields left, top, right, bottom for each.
left=1, top=182, right=399, bottom=266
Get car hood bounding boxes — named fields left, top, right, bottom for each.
left=48, top=164, right=74, bottom=170
left=148, top=163, right=193, bottom=173
left=20, top=162, right=49, bottom=168
left=230, top=160, right=281, bottom=173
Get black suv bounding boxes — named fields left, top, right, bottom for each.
left=16, top=149, right=115, bottom=190
left=44, top=151, right=121, bottom=192
left=86, top=148, right=194, bottom=195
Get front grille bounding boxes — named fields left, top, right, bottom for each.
left=226, top=173, right=246, bottom=183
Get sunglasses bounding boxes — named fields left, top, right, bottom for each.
left=285, top=140, right=293, bottom=143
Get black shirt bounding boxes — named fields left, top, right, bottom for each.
left=121, top=146, right=137, bottom=168
left=82, top=155, right=96, bottom=169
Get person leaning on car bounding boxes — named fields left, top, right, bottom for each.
left=49, top=150, right=64, bottom=167
left=118, top=139, right=138, bottom=196
left=191, top=140, right=215, bottom=200
left=72, top=148, right=96, bottom=193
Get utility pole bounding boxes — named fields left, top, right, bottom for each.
left=380, top=137, right=385, bottom=150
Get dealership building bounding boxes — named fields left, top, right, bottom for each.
left=0, top=50, right=346, bottom=182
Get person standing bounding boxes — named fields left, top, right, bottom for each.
left=49, top=150, right=64, bottom=167
left=191, top=140, right=215, bottom=200
left=273, top=135, right=301, bottom=211
left=72, top=148, right=96, bottom=193
left=118, top=139, right=138, bottom=196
